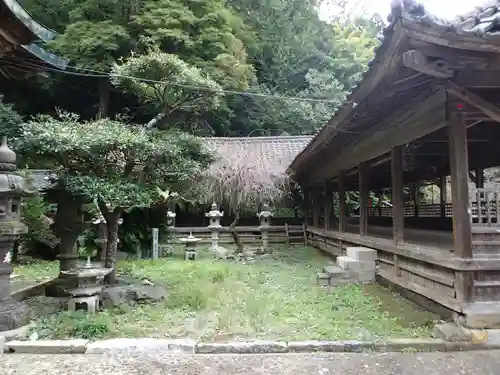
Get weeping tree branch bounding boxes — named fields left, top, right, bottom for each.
left=196, top=143, right=293, bottom=252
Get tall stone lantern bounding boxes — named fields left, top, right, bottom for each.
left=164, top=209, right=176, bottom=256
left=205, top=202, right=223, bottom=249
left=258, top=202, right=273, bottom=250
left=0, top=136, right=36, bottom=331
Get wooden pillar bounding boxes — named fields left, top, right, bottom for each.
left=392, top=146, right=404, bottom=245
left=303, top=188, right=310, bottom=226
left=338, top=173, right=346, bottom=233
left=448, top=103, right=473, bottom=302
left=475, top=167, right=484, bottom=188
left=448, top=106, right=473, bottom=258
left=359, top=162, right=369, bottom=236
left=324, top=181, right=333, bottom=231
left=439, top=175, right=447, bottom=217
left=412, top=183, right=419, bottom=217
left=312, top=187, right=320, bottom=228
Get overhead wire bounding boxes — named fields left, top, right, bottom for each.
left=8, top=55, right=368, bottom=134
left=9, top=55, right=343, bottom=104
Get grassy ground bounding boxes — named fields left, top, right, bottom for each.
left=13, top=260, right=59, bottom=283
left=27, top=245, right=438, bottom=341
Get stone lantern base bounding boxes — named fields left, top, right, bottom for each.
left=0, top=297, right=29, bottom=331
left=0, top=263, right=29, bottom=331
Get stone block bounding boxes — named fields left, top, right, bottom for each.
left=287, top=340, right=345, bottom=352
left=462, top=302, right=500, bottom=329
left=336, top=257, right=375, bottom=272
left=86, top=338, right=195, bottom=354
left=6, top=339, right=89, bottom=354
left=433, top=322, right=473, bottom=342
left=323, top=265, right=344, bottom=276
left=352, top=270, right=375, bottom=283
left=316, top=273, right=330, bottom=286
left=346, top=247, right=377, bottom=262
left=195, top=340, right=287, bottom=354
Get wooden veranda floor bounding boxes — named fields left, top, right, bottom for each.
left=344, top=224, right=453, bottom=252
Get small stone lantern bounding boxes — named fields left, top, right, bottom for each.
left=164, top=209, right=176, bottom=256
left=0, top=137, right=36, bottom=330
left=205, top=202, right=223, bottom=249
left=180, top=232, right=201, bottom=260
left=258, top=203, right=273, bottom=250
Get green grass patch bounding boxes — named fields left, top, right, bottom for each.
left=29, top=246, right=436, bottom=341
left=14, top=260, right=58, bottom=282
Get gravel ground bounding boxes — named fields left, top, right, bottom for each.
left=1, top=351, right=500, bottom=375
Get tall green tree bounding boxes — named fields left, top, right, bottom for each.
left=227, top=0, right=379, bottom=135
left=19, top=113, right=212, bottom=282
left=111, top=51, right=224, bottom=130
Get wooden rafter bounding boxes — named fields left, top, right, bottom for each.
left=446, top=81, right=500, bottom=124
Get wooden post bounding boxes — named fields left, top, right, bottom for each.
left=302, top=188, right=309, bottom=226
left=392, top=146, right=404, bottom=245
left=359, top=163, right=369, bottom=236
left=412, top=183, right=419, bottom=217
left=439, top=175, right=447, bottom=217
left=338, top=173, right=346, bottom=233
left=448, top=102, right=473, bottom=302
left=475, top=167, right=484, bottom=188
left=324, top=181, right=332, bottom=231
left=312, top=187, right=320, bottom=228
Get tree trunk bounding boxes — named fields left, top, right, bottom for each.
left=146, top=111, right=167, bottom=129
left=11, top=238, right=20, bottom=263
left=102, top=208, right=122, bottom=285
left=96, top=79, right=111, bottom=120
left=230, top=212, right=243, bottom=253
left=54, top=194, right=84, bottom=273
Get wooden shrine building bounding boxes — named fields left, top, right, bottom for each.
left=0, top=0, right=68, bottom=78
left=289, top=0, right=500, bottom=328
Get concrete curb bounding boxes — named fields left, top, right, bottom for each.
left=2, top=337, right=500, bottom=355
left=10, top=279, right=54, bottom=301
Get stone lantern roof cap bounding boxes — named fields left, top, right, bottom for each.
left=0, top=136, right=36, bottom=195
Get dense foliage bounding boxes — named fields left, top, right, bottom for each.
left=14, top=0, right=379, bottom=135
left=1, top=0, right=383, bottom=265
left=17, top=112, right=212, bottom=280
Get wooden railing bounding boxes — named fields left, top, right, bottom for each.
left=471, top=188, right=500, bottom=227
left=367, top=203, right=453, bottom=218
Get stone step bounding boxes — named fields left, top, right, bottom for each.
left=316, top=273, right=330, bottom=286
left=346, top=247, right=377, bottom=262
left=336, top=256, right=375, bottom=272
left=323, top=265, right=345, bottom=276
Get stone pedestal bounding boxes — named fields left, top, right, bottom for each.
left=0, top=262, right=28, bottom=331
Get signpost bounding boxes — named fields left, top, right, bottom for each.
left=152, top=228, right=159, bottom=260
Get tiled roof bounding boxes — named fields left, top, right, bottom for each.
left=394, top=0, right=500, bottom=36
left=289, top=0, right=500, bottom=173
left=201, top=136, right=313, bottom=175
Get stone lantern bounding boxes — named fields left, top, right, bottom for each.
left=180, top=232, right=200, bottom=260
left=163, top=209, right=176, bottom=256
left=258, top=202, right=273, bottom=250
left=205, top=202, right=223, bottom=249
left=0, top=136, right=36, bottom=331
